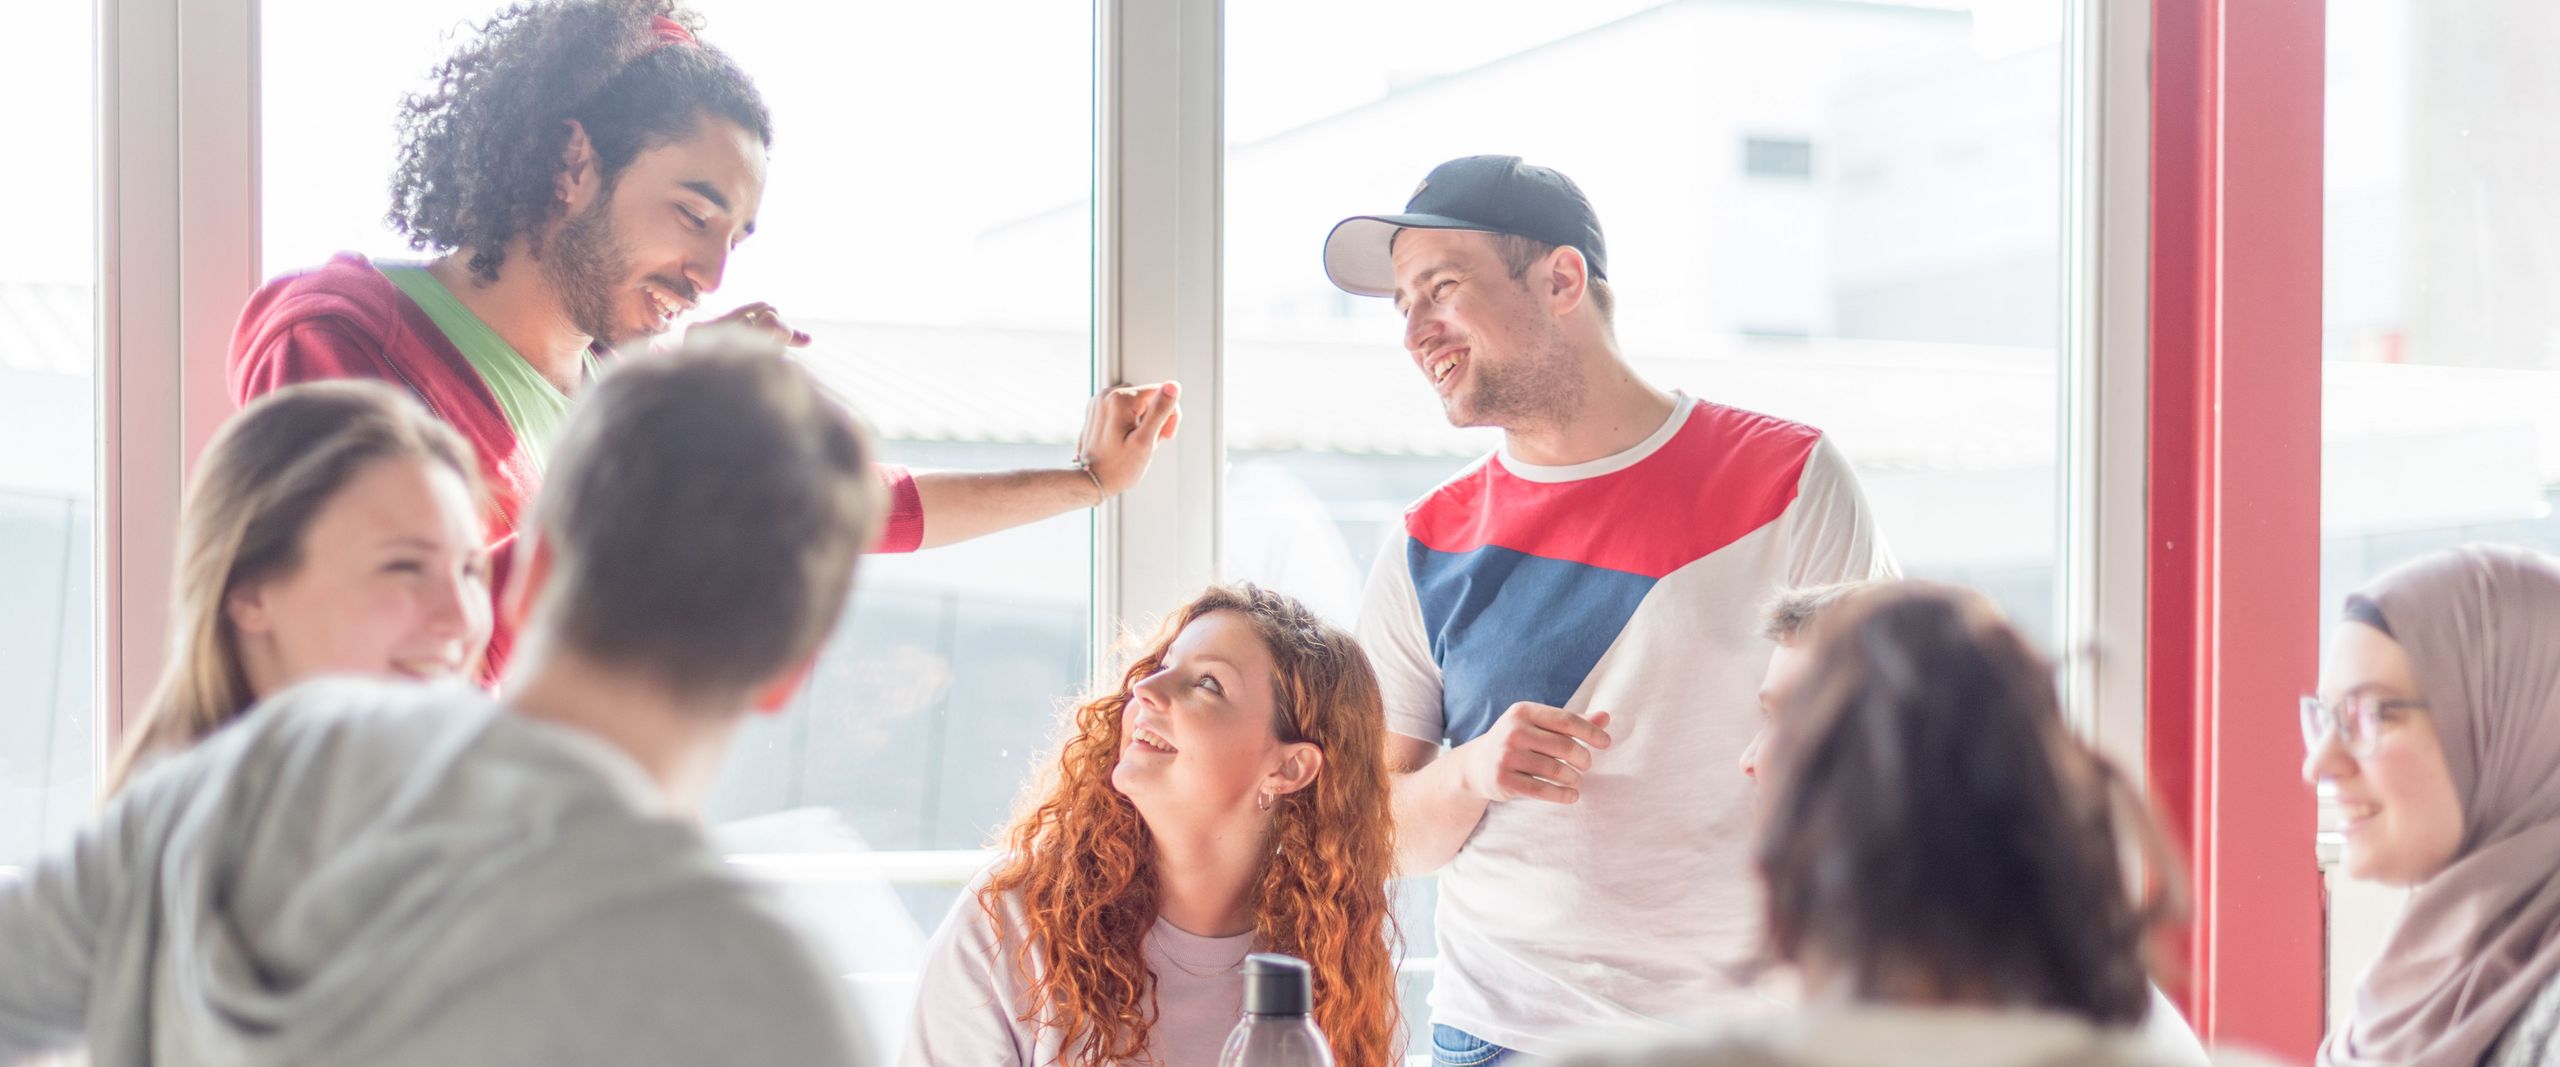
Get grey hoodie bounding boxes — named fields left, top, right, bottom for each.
left=0, top=677, right=871, bottom=1066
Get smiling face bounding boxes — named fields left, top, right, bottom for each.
left=2303, top=621, right=2466, bottom=886
left=1742, top=638, right=1817, bottom=796
left=227, top=456, right=493, bottom=696
left=1111, top=610, right=1313, bottom=826
left=546, top=111, right=768, bottom=344
left=1389, top=229, right=1580, bottom=431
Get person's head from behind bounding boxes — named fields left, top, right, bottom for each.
left=111, top=381, right=489, bottom=793
left=391, top=0, right=773, bottom=344
left=2302, top=546, right=2560, bottom=889
left=506, top=333, right=881, bottom=712
left=988, top=583, right=1400, bottom=1067
left=1742, top=580, right=1875, bottom=790
left=1323, top=155, right=1617, bottom=431
left=1757, top=583, right=2172, bottom=1026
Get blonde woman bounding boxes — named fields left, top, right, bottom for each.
left=106, top=379, right=491, bottom=793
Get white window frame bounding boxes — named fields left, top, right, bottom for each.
left=1095, top=0, right=1223, bottom=651
left=99, top=0, right=262, bottom=748
left=2063, top=0, right=2154, bottom=781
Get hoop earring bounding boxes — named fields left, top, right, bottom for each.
left=1256, top=790, right=1275, bottom=813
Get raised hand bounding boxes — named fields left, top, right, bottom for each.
left=1076, top=381, right=1182, bottom=498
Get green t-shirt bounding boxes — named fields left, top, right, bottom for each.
left=382, top=265, right=604, bottom=476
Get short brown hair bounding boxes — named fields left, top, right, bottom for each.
left=1756, top=584, right=2182, bottom=1025
left=1758, top=581, right=1876, bottom=643
left=1489, top=232, right=1615, bottom=323
left=528, top=336, right=883, bottom=703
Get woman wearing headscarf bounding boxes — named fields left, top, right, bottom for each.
left=2308, top=544, right=2560, bottom=1066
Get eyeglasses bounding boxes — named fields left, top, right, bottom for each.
left=2299, top=693, right=2429, bottom=758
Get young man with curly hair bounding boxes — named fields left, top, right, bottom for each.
left=231, top=0, right=1178, bottom=674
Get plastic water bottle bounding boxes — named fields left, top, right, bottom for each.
left=1217, top=953, right=1335, bottom=1066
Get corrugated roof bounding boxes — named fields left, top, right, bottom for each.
left=7, top=284, right=2552, bottom=490
left=792, top=317, right=2059, bottom=468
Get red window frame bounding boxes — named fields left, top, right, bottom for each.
left=2148, top=0, right=2325, bottom=1054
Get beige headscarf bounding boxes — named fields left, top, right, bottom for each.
left=2320, top=545, right=2560, bottom=1067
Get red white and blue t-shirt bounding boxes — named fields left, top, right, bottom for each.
left=1357, top=395, right=1894, bottom=1056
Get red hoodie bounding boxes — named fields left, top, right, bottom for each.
left=229, top=253, right=926, bottom=677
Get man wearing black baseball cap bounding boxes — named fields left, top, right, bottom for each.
left=1330, top=155, right=1896, bottom=1063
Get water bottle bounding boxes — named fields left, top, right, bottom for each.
left=1217, top=953, right=1335, bottom=1066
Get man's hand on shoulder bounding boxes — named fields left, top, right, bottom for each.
left=689, top=302, right=811, bottom=350
left=1455, top=702, right=1613, bottom=804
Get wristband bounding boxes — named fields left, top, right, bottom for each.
left=1073, top=457, right=1107, bottom=506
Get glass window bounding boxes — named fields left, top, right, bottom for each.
left=1222, top=0, right=2069, bottom=1052
left=258, top=0, right=1096, bottom=967
left=2320, top=0, right=2560, bottom=607
left=0, top=0, right=99, bottom=867
left=2318, top=0, right=2554, bottom=1025
left=1222, top=1, right=2065, bottom=644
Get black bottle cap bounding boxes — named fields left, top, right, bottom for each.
left=1241, top=953, right=1314, bottom=1015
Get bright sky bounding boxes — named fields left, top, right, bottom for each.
left=3, top=1, right=96, bottom=285
left=250, top=0, right=1699, bottom=322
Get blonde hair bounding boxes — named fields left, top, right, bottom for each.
left=105, top=380, right=484, bottom=795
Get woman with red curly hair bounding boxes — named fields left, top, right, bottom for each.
left=904, top=584, right=1403, bottom=1066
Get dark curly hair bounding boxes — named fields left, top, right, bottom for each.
left=389, top=0, right=772, bottom=284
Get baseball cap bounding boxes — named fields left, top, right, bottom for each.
left=1322, top=154, right=1608, bottom=298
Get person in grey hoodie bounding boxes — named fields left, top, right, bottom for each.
left=0, top=333, right=883, bottom=1066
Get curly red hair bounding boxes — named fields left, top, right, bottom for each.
left=982, top=583, right=1402, bottom=1066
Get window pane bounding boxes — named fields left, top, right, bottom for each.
left=1223, top=1, right=2067, bottom=1052
left=2318, top=0, right=2553, bottom=1025
left=2320, top=0, right=2560, bottom=606
left=259, top=0, right=1094, bottom=922
left=1223, top=1, right=2064, bottom=641
left=0, top=0, right=99, bottom=866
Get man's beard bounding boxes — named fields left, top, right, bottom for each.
left=1450, top=316, right=1583, bottom=431
left=541, top=191, right=636, bottom=345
